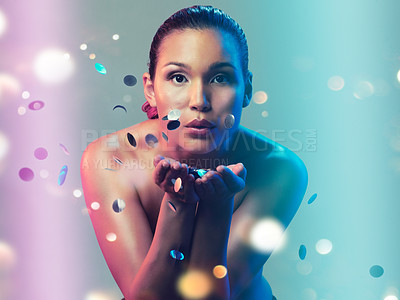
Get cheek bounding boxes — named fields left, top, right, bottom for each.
left=213, top=90, right=244, bottom=131
left=155, top=85, right=188, bottom=114
left=212, top=88, right=242, bottom=113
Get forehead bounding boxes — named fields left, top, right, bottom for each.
left=157, top=28, right=241, bottom=71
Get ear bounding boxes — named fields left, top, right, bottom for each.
left=143, top=72, right=157, bottom=107
left=243, top=70, right=253, bottom=108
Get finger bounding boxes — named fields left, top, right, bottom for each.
left=153, top=159, right=170, bottom=185
left=216, top=165, right=245, bottom=192
left=179, top=163, right=189, bottom=178
left=183, top=174, right=198, bottom=203
left=166, top=161, right=183, bottom=184
left=195, top=178, right=206, bottom=198
left=173, top=164, right=189, bottom=191
left=233, top=163, right=247, bottom=180
left=168, top=161, right=182, bottom=178
left=207, top=171, right=228, bottom=194
left=225, top=163, right=246, bottom=179
left=153, top=154, right=165, bottom=167
left=201, top=172, right=217, bottom=195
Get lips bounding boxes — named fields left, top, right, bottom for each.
left=185, top=119, right=216, bottom=128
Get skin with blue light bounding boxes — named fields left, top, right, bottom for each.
left=81, top=19, right=308, bottom=300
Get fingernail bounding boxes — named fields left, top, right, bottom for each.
left=216, top=165, right=224, bottom=172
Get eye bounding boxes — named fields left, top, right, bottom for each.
left=211, top=74, right=229, bottom=84
left=170, top=74, right=188, bottom=84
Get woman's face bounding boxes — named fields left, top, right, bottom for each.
left=147, top=28, right=250, bottom=154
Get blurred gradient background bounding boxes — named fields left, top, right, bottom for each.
left=1, top=0, right=399, bottom=299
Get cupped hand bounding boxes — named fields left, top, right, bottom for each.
left=153, top=154, right=199, bottom=203
left=194, top=162, right=247, bottom=205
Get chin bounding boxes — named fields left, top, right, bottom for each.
left=180, top=140, right=218, bottom=155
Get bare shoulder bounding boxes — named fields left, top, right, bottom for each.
left=80, top=119, right=162, bottom=216
left=81, top=119, right=159, bottom=173
left=234, top=126, right=308, bottom=225
left=236, top=125, right=308, bottom=187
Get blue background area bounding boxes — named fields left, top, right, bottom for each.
left=0, top=0, right=399, bottom=299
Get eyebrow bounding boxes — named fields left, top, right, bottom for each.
left=163, top=61, right=236, bottom=71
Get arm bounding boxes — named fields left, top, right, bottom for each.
left=187, top=164, right=247, bottom=300
left=129, top=192, right=197, bottom=299
left=80, top=143, right=199, bottom=300
left=227, top=152, right=308, bottom=299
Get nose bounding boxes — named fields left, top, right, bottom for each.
left=189, top=80, right=211, bottom=112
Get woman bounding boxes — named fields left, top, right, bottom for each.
left=81, top=5, right=308, bottom=300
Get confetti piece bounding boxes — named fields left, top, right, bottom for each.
left=253, top=91, right=268, bottom=104
left=353, top=81, right=374, bottom=99
left=91, top=202, right=100, bottom=210
left=327, top=75, right=345, bottom=91
left=307, top=193, right=317, bottom=204
left=19, top=167, right=34, bottom=181
left=104, top=168, right=117, bottom=172
left=249, top=219, right=285, bottom=253
left=34, top=147, right=48, bottom=160
left=113, top=105, right=127, bottom=113
left=112, top=198, right=126, bottom=213
left=168, top=109, right=181, bottom=120
left=59, top=143, right=70, bottom=155
left=315, top=239, right=332, bottom=255
left=106, top=232, right=117, bottom=242
left=95, top=63, right=107, bottom=75
left=299, top=244, right=307, bottom=260
left=113, top=156, right=124, bottom=165
left=369, top=265, right=384, bottom=278
left=73, top=189, right=82, bottom=198
left=197, top=169, right=208, bottom=178
left=213, top=265, right=227, bottom=279
left=162, top=132, right=168, bottom=142
left=177, top=270, right=212, bottom=299
left=127, top=132, right=137, bottom=147
left=58, top=165, right=68, bottom=185
left=162, top=115, right=169, bottom=120
left=17, top=106, right=26, bottom=115
left=22, top=91, right=30, bottom=99
left=167, top=120, right=180, bottom=130
left=145, top=134, right=158, bottom=148
left=170, top=250, right=184, bottom=260
left=123, top=75, right=137, bottom=86
left=224, top=114, right=235, bottom=129
left=174, top=177, right=183, bottom=192
left=167, top=201, right=176, bottom=212
left=33, top=49, right=73, bottom=83
left=28, top=100, right=45, bottom=111
left=189, top=167, right=208, bottom=179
